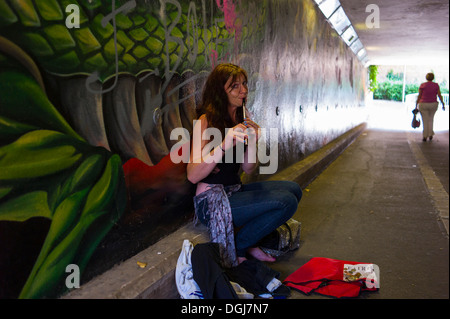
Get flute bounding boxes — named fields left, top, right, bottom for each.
left=242, top=99, right=248, bottom=145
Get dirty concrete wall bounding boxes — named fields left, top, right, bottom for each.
left=242, top=0, right=367, bottom=174
left=0, top=0, right=366, bottom=298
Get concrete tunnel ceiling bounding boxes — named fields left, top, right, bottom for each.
left=338, top=0, right=449, bottom=66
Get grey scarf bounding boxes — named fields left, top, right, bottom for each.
left=193, top=184, right=241, bottom=268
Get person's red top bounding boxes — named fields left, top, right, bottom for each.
left=419, top=81, right=439, bottom=103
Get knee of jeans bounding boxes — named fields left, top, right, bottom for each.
left=279, top=181, right=303, bottom=202
left=280, top=192, right=299, bottom=220
left=288, top=181, right=303, bottom=202
left=294, top=184, right=303, bottom=202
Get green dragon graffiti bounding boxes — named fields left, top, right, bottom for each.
left=0, top=0, right=266, bottom=298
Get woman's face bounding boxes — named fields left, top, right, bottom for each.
left=224, top=73, right=248, bottom=108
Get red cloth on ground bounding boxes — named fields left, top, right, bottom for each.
left=283, top=257, right=379, bottom=298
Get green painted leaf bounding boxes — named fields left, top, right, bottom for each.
left=0, top=191, right=51, bottom=221
left=81, top=155, right=120, bottom=217
left=0, top=130, right=82, bottom=180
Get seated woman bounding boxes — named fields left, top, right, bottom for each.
left=187, top=63, right=302, bottom=267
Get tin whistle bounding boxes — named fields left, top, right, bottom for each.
left=243, top=99, right=248, bottom=145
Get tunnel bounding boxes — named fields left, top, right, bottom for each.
left=0, top=0, right=448, bottom=300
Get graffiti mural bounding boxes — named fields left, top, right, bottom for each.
left=0, top=0, right=366, bottom=298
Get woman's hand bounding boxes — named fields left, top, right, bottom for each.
left=241, top=118, right=260, bottom=175
left=222, top=122, right=248, bottom=151
left=243, top=118, right=261, bottom=142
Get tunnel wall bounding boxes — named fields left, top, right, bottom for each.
left=0, top=0, right=366, bottom=298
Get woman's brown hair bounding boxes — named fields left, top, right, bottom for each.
left=197, top=63, right=248, bottom=136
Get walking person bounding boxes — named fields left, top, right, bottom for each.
left=187, top=63, right=302, bottom=267
left=415, top=73, right=445, bottom=141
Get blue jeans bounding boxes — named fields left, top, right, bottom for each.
left=196, top=181, right=302, bottom=257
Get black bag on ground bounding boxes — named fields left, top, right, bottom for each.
left=191, top=243, right=238, bottom=299
left=191, top=243, right=290, bottom=298
left=226, top=259, right=290, bottom=297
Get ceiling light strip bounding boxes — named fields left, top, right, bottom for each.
left=313, top=0, right=370, bottom=66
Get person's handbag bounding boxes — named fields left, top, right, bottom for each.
left=411, top=108, right=420, bottom=129
left=259, top=218, right=301, bottom=257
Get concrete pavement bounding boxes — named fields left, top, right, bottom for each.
left=272, top=129, right=449, bottom=299
left=64, top=100, right=449, bottom=299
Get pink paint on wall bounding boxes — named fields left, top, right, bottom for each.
left=215, top=0, right=242, bottom=40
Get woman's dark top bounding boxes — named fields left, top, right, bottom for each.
left=200, top=145, right=243, bottom=186
left=200, top=161, right=241, bottom=186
